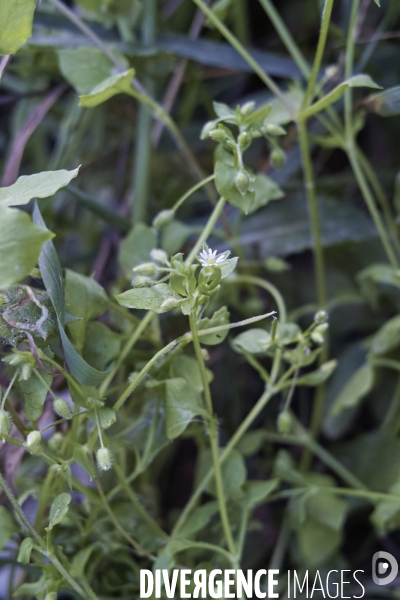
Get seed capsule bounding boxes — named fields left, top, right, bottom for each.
left=53, top=398, right=73, bottom=420
left=152, top=209, right=175, bottom=230
left=96, top=447, right=112, bottom=471
left=277, top=411, right=293, bottom=434
left=0, top=410, right=12, bottom=438
left=271, top=147, right=286, bottom=170
left=25, top=430, right=42, bottom=454
left=133, top=262, right=157, bottom=277
left=235, top=170, right=250, bottom=196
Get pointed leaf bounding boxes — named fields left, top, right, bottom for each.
left=0, top=0, right=35, bottom=55
left=0, top=168, right=79, bottom=207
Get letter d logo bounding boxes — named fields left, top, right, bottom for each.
left=372, top=551, right=398, bottom=586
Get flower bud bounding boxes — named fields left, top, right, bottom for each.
left=133, top=262, right=157, bottom=277
left=314, top=323, right=328, bottom=335
left=160, top=297, right=182, bottom=311
left=264, top=123, right=286, bottom=136
left=48, top=432, right=63, bottom=453
left=0, top=410, right=12, bottom=438
left=235, top=170, right=250, bottom=196
left=96, top=447, right=112, bottom=471
left=150, top=248, right=169, bottom=265
left=311, top=331, right=324, bottom=345
left=131, top=275, right=152, bottom=288
left=238, top=132, right=252, bottom=150
left=241, top=101, right=255, bottom=116
left=271, top=147, right=286, bottom=170
left=209, top=128, right=226, bottom=142
left=314, top=310, right=328, bottom=324
left=53, top=398, right=73, bottom=420
left=277, top=410, right=293, bottom=434
left=152, top=209, right=175, bottom=230
left=25, top=430, right=42, bottom=454
left=45, top=593, right=57, bottom=600
left=200, top=120, right=218, bottom=140
left=20, top=363, right=33, bottom=381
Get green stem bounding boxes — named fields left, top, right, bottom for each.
left=382, top=375, right=400, bottom=432
left=0, top=471, right=94, bottom=600
left=189, top=312, right=236, bottom=556
left=173, top=174, right=216, bottom=213
left=231, top=275, right=287, bottom=323
left=99, top=310, right=154, bottom=396
left=132, top=0, right=155, bottom=224
left=344, top=0, right=361, bottom=139
left=191, top=0, right=295, bottom=117
left=357, top=147, right=400, bottom=256
left=185, top=197, right=227, bottom=265
left=348, top=147, right=399, bottom=269
left=302, top=0, right=336, bottom=109
left=113, top=462, right=168, bottom=541
left=258, top=0, right=309, bottom=78
left=1, top=370, right=18, bottom=410
left=298, top=120, right=327, bottom=308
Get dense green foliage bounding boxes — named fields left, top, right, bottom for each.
left=1, top=0, right=400, bottom=598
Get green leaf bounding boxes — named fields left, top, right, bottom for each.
left=161, top=220, right=194, bottom=256
left=79, top=68, right=135, bottom=108
left=297, top=520, right=342, bottom=566
left=197, top=448, right=247, bottom=499
left=165, top=378, right=202, bottom=439
left=33, top=204, right=108, bottom=386
left=296, top=360, right=337, bottom=386
left=233, top=323, right=300, bottom=354
left=371, top=483, right=400, bottom=535
left=331, top=364, right=374, bottom=416
left=17, top=368, right=52, bottom=421
left=233, top=328, right=270, bottom=354
left=119, top=223, right=157, bottom=279
left=373, top=0, right=380, bottom=6
left=214, top=161, right=255, bottom=214
left=116, top=284, right=181, bottom=313
left=58, top=48, right=120, bottom=95
left=83, top=321, right=121, bottom=371
left=365, top=86, right=400, bottom=117
left=65, top=269, right=108, bottom=351
left=17, top=537, right=33, bottom=564
left=88, top=407, right=116, bottom=430
left=0, top=0, right=35, bottom=55
left=46, top=493, right=71, bottom=531
left=177, top=501, right=219, bottom=538
left=0, top=207, right=53, bottom=289
left=371, top=315, right=400, bottom=355
left=0, top=168, right=79, bottom=208
left=0, top=506, right=17, bottom=550
left=248, top=174, right=284, bottom=214
left=198, top=306, right=230, bottom=345
left=73, top=445, right=96, bottom=480
left=244, top=479, right=279, bottom=508
left=170, top=355, right=212, bottom=394
left=303, top=74, right=382, bottom=119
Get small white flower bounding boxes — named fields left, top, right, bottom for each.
left=198, top=243, right=231, bottom=268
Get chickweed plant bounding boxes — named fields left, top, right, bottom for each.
left=1, top=0, right=400, bottom=598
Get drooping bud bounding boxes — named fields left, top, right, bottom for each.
left=25, top=430, right=42, bottom=454
left=152, top=209, right=175, bottom=230
left=53, top=398, right=73, bottom=420
left=271, top=147, right=286, bottom=170
left=314, top=310, right=328, bottom=324
left=235, top=170, right=250, bottom=196
left=209, top=128, right=226, bottom=143
left=0, top=410, right=12, bottom=438
left=131, top=275, right=152, bottom=288
left=96, top=447, right=112, bottom=471
left=238, top=132, right=252, bottom=151
left=48, top=432, right=63, bottom=453
left=133, top=262, right=157, bottom=277
left=264, top=124, right=286, bottom=136
left=311, top=331, right=324, bottom=345
left=240, top=101, right=255, bottom=116
left=277, top=410, right=293, bottom=434
left=160, top=297, right=182, bottom=311
left=150, top=248, right=169, bottom=265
